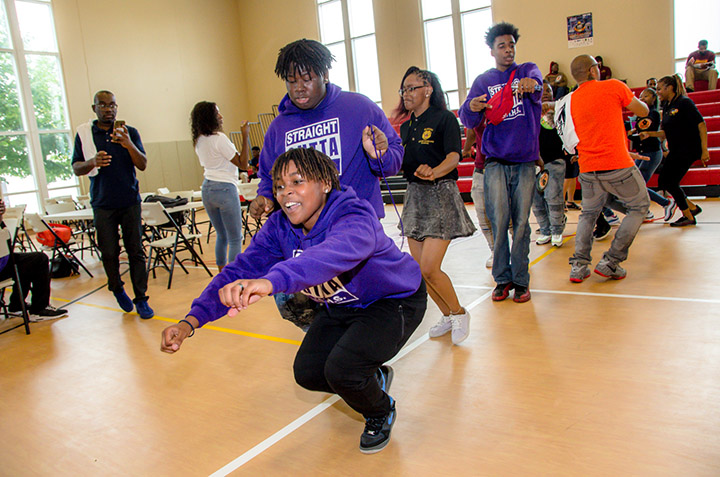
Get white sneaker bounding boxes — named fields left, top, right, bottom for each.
left=551, top=234, right=563, bottom=247
left=485, top=253, right=493, bottom=268
left=450, top=310, right=470, bottom=345
left=536, top=235, right=551, bottom=245
left=428, top=315, right=452, bottom=338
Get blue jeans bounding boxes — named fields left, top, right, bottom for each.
left=201, top=179, right=243, bottom=268
left=470, top=170, right=494, bottom=252
left=484, top=161, right=535, bottom=287
left=532, top=159, right=566, bottom=235
left=634, top=151, right=669, bottom=206
left=571, top=167, right=650, bottom=267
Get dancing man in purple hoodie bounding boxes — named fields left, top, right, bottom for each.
left=161, top=148, right=427, bottom=454
left=250, top=39, right=404, bottom=220
left=459, top=22, right=542, bottom=303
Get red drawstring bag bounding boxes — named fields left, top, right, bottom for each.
left=37, top=223, right=72, bottom=247
left=485, top=69, right=517, bottom=125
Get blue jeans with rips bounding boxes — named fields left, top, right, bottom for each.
left=201, top=179, right=243, bottom=268
left=532, top=159, right=567, bottom=236
left=483, top=161, right=536, bottom=288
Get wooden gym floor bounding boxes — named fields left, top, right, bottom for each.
left=1, top=199, right=719, bottom=476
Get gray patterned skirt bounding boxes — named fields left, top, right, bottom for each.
left=400, top=180, right=476, bottom=241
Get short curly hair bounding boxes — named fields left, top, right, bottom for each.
left=485, top=22, right=520, bottom=48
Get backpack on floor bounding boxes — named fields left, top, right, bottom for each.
left=50, top=254, right=79, bottom=278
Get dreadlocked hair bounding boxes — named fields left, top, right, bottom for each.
left=271, top=148, right=341, bottom=195
left=274, top=39, right=335, bottom=80
left=190, top=101, right=220, bottom=146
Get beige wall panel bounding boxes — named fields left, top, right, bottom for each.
left=374, top=0, right=426, bottom=116
left=236, top=0, right=319, bottom=119
left=176, top=140, right=204, bottom=192
left=54, top=0, right=248, bottom=143
left=490, top=0, right=673, bottom=90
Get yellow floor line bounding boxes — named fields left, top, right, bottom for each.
left=529, top=235, right=572, bottom=267
left=50, top=296, right=302, bottom=346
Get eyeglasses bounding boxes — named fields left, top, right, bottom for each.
left=95, top=102, right=118, bottom=110
left=398, top=85, right=426, bottom=96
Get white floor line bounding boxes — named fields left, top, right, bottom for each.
left=210, top=291, right=493, bottom=476
left=454, top=284, right=720, bottom=304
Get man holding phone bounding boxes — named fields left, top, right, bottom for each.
left=71, top=90, right=154, bottom=319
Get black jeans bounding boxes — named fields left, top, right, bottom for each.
left=93, top=204, right=148, bottom=302
left=293, top=280, right=427, bottom=419
left=0, top=252, right=50, bottom=312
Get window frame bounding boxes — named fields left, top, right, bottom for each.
left=0, top=0, right=75, bottom=211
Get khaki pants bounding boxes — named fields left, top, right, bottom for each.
left=685, top=65, right=718, bottom=90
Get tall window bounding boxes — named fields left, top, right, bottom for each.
left=673, top=0, right=720, bottom=79
left=317, top=0, right=382, bottom=106
left=0, top=0, right=74, bottom=213
left=421, top=0, right=493, bottom=109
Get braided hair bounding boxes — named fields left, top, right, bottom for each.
left=392, top=66, right=447, bottom=118
left=275, top=39, right=335, bottom=80
left=271, top=148, right=340, bottom=195
left=190, top=101, right=220, bottom=146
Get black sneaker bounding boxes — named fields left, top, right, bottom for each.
left=492, top=283, right=513, bottom=302
left=377, top=365, right=394, bottom=394
left=29, top=306, right=68, bottom=322
left=593, top=215, right=611, bottom=240
left=359, top=399, right=396, bottom=454
left=691, top=204, right=702, bottom=217
left=670, top=216, right=696, bottom=227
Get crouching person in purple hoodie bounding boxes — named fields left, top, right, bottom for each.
left=160, top=148, right=427, bottom=454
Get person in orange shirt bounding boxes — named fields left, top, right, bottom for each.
left=563, top=54, right=650, bottom=282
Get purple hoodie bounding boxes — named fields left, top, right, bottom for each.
left=187, top=185, right=422, bottom=327
left=459, top=62, right=542, bottom=163
left=256, top=84, right=403, bottom=218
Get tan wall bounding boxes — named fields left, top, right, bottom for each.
left=491, top=0, right=674, bottom=90
left=53, top=0, right=248, bottom=193
left=236, top=0, right=319, bottom=119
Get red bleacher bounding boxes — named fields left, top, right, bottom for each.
left=454, top=87, right=720, bottom=196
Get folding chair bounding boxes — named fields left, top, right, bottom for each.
left=24, top=213, right=93, bottom=278
left=141, top=202, right=212, bottom=289
left=258, top=113, right=274, bottom=134
left=157, top=187, right=170, bottom=195
left=0, top=227, right=31, bottom=335
left=237, top=182, right=263, bottom=243
left=4, top=205, right=35, bottom=252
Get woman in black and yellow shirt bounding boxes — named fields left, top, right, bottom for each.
left=396, top=67, right=476, bottom=345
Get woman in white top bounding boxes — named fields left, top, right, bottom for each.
left=191, top=101, right=249, bottom=270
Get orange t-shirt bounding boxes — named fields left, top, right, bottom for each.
left=571, top=79, right=635, bottom=173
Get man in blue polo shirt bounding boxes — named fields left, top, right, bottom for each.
left=72, top=90, right=154, bottom=319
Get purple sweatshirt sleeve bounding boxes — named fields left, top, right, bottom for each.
left=186, top=217, right=285, bottom=327
left=459, top=75, right=487, bottom=130
left=366, top=107, right=403, bottom=177
left=264, top=210, right=377, bottom=295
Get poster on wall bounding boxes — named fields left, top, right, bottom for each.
left=567, top=13, right=593, bottom=48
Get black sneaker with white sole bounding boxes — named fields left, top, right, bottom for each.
left=29, top=306, right=68, bottom=322
left=360, top=398, right=396, bottom=454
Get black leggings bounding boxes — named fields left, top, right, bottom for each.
left=657, top=151, right=698, bottom=211
left=293, top=281, right=427, bottom=419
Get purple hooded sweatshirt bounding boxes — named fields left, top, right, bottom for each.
left=256, top=83, right=403, bottom=218
left=459, top=62, right=542, bottom=163
left=187, top=185, right=422, bottom=327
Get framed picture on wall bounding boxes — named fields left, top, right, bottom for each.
left=567, top=12, right=593, bottom=48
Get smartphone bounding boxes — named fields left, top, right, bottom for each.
left=112, top=120, right=125, bottom=142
